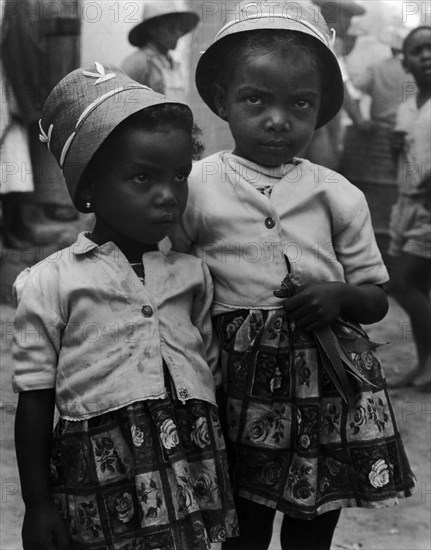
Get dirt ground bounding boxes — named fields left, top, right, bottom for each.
left=1, top=295, right=430, bottom=550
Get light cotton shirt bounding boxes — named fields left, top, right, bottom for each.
left=12, top=233, right=219, bottom=420
left=171, top=152, right=388, bottom=313
left=395, top=96, right=431, bottom=196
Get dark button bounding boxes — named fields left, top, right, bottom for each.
left=265, top=217, right=276, bottom=229
left=141, top=305, right=153, bottom=318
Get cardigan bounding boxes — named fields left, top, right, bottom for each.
left=171, top=152, right=389, bottom=312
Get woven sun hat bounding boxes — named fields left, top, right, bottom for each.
left=128, top=0, right=199, bottom=48
left=195, top=0, right=344, bottom=129
left=39, top=61, right=192, bottom=212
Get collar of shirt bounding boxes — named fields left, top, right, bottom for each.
left=70, top=232, right=172, bottom=256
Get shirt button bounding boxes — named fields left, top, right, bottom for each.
left=178, top=387, right=189, bottom=399
left=265, top=217, right=276, bottom=229
left=141, top=305, right=153, bottom=318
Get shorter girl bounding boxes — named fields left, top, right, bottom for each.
left=12, top=63, right=237, bottom=550
left=388, top=26, right=431, bottom=390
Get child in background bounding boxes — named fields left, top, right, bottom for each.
left=122, top=0, right=199, bottom=101
left=388, top=26, right=431, bottom=391
left=12, top=63, right=237, bottom=550
left=171, top=4, right=417, bottom=549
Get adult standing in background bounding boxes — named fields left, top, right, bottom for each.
left=1, top=0, right=81, bottom=228
left=122, top=0, right=199, bottom=102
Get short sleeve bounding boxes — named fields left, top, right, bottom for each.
left=12, top=269, right=63, bottom=393
left=333, top=193, right=389, bottom=286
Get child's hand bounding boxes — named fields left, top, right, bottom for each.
left=275, top=282, right=347, bottom=332
left=22, top=502, right=72, bottom=549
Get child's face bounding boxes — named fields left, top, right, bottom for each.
left=150, top=16, right=184, bottom=53
left=403, top=28, right=431, bottom=88
left=91, top=126, right=192, bottom=246
left=213, top=51, right=321, bottom=166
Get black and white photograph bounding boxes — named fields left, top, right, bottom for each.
left=1, top=1, right=430, bottom=549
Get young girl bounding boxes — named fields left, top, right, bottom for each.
left=12, top=63, right=237, bottom=550
left=388, top=26, right=431, bottom=390
left=171, top=4, right=417, bottom=549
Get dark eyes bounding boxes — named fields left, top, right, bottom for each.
left=243, top=95, right=313, bottom=110
left=131, top=173, right=189, bottom=185
left=295, top=99, right=312, bottom=109
left=175, top=173, right=189, bottom=184
left=246, top=95, right=263, bottom=105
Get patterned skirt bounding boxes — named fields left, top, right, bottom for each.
left=215, top=308, right=417, bottom=519
left=49, top=371, right=238, bottom=550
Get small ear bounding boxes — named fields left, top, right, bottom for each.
left=211, top=82, right=228, bottom=120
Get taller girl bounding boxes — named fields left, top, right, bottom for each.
left=171, top=2, right=417, bottom=549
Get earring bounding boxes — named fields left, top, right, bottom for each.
left=85, top=200, right=92, bottom=210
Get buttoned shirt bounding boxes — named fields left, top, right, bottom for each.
left=12, top=233, right=220, bottom=420
left=171, top=152, right=388, bottom=313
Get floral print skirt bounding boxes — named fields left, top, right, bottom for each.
left=49, top=370, right=238, bottom=550
left=214, top=308, right=417, bottom=519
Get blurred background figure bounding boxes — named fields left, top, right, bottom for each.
left=387, top=26, right=431, bottom=391
left=1, top=0, right=81, bottom=244
left=0, top=0, right=34, bottom=249
left=339, top=26, right=417, bottom=257
left=122, top=0, right=199, bottom=101
left=302, top=0, right=367, bottom=171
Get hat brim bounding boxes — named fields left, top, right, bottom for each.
left=129, top=12, right=199, bottom=47
left=64, top=89, right=190, bottom=212
left=195, top=19, right=344, bottom=129
left=314, top=0, right=366, bottom=16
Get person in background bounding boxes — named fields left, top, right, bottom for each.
left=338, top=27, right=416, bottom=254
left=302, top=0, right=366, bottom=170
left=1, top=0, right=80, bottom=228
left=122, top=0, right=199, bottom=102
left=388, top=26, right=431, bottom=391
left=0, top=1, right=34, bottom=248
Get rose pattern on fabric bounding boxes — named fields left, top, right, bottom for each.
left=93, top=436, right=125, bottom=475
left=116, top=492, right=135, bottom=523
left=191, top=417, right=211, bottom=448
left=137, top=478, right=164, bottom=521
left=193, top=472, right=214, bottom=501
left=247, top=418, right=270, bottom=443
left=160, top=419, right=179, bottom=450
left=210, top=524, right=227, bottom=542
left=76, top=500, right=102, bottom=537
left=177, top=479, right=194, bottom=512
left=299, top=434, right=310, bottom=449
left=287, top=459, right=315, bottom=502
left=369, top=459, right=390, bottom=488
left=261, top=460, right=282, bottom=486
left=350, top=396, right=390, bottom=435
left=131, top=424, right=144, bottom=447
